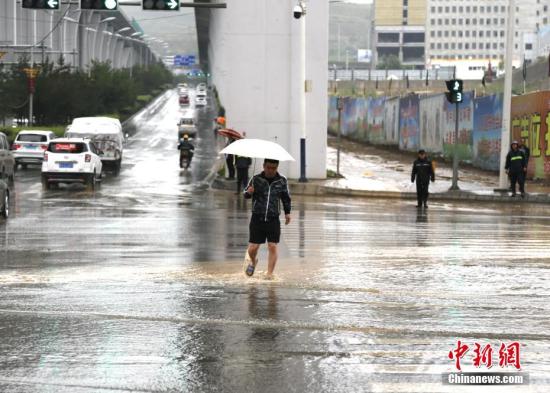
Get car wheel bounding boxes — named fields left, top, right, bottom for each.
left=41, top=175, right=50, bottom=191
left=86, top=172, right=96, bottom=191
left=21, top=164, right=27, bottom=170
left=1, top=191, right=8, bottom=219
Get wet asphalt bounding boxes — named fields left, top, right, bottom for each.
left=0, top=90, right=549, bottom=392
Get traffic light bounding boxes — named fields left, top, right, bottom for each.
left=142, top=0, right=180, bottom=11
left=80, top=0, right=118, bottom=10
left=22, top=0, right=59, bottom=9
left=445, top=79, right=463, bottom=103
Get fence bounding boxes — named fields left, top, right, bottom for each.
left=328, top=90, right=550, bottom=180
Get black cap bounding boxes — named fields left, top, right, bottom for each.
left=418, top=149, right=426, bottom=154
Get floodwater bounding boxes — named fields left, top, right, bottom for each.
left=0, top=91, right=549, bottom=392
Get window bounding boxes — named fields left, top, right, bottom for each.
left=466, top=19, right=470, bottom=25
left=480, top=6, right=484, bottom=12
left=458, top=43, right=463, bottom=49
left=493, top=18, right=498, bottom=25
left=458, top=31, right=463, bottom=37
left=430, top=31, right=435, bottom=37
left=431, top=6, right=435, bottom=12
left=472, top=43, right=477, bottom=49
left=437, top=43, right=442, bottom=49
left=493, top=43, right=497, bottom=49
left=459, top=6, right=463, bottom=13
left=445, top=6, right=449, bottom=13
left=451, top=43, right=456, bottom=49
left=493, top=31, right=498, bottom=37
left=437, top=31, right=442, bottom=37
left=431, top=18, right=435, bottom=25
left=500, top=42, right=504, bottom=49
left=493, top=6, right=498, bottom=12
left=452, top=31, right=456, bottom=37
left=473, top=31, right=477, bottom=37
left=501, top=6, right=505, bottom=12
left=444, top=31, right=449, bottom=37
left=444, top=43, right=449, bottom=49
left=500, top=30, right=505, bottom=37
left=466, top=7, right=470, bottom=13
left=459, top=19, right=463, bottom=25
left=17, top=134, right=48, bottom=142
left=438, top=6, right=442, bottom=13
left=465, top=43, right=469, bottom=50
left=452, top=6, right=456, bottom=13
left=480, top=31, right=484, bottom=37
left=430, top=43, right=435, bottom=49
left=486, top=43, right=491, bottom=49
left=486, top=18, right=491, bottom=25
left=526, top=43, right=533, bottom=50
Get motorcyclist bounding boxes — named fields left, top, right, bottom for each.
left=177, top=134, right=195, bottom=169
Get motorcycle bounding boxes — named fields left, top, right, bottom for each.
left=179, top=148, right=193, bottom=169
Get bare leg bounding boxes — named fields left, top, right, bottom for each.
left=247, top=243, right=260, bottom=266
left=266, top=242, right=278, bottom=277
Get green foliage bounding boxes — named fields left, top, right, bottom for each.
left=376, top=55, right=402, bottom=70
left=0, top=58, right=173, bottom=126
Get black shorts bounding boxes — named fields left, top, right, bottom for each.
left=249, top=216, right=281, bottom=244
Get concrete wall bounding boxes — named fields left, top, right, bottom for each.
left=209, top=0, right=328, bottom=179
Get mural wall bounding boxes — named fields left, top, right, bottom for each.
left=327, top=90, right=550, bottom=179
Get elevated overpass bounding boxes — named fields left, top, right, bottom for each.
left=0, top=2, right=155, bottom=70
left=195, top=0, right=328, bottom=179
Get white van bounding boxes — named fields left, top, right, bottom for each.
left=65, top=117, right=124, bottom=173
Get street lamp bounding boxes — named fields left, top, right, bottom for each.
left=294, top=1, right=308, bottom=182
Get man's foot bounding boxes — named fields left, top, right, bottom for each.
left=521, top=192, right=525, bottom=198
left=416, top=204, right=422, bottom=208
left=245, top=263, right=255, bottom=277
left=424, top=203, right=428, bottom=208
left=511, top=193, right=516, bottom=197
left=264, top=273, right=274, bottom=281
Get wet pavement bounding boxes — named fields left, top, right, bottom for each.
left=0, top=91, right=549, bottom=392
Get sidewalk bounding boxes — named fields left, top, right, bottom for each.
left=213, top=138, right=550, bottom=204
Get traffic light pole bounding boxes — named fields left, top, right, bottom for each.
left=450, top=101, right=460, bottom=190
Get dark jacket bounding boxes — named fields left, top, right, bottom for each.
left=519, top=145, right=530, bottom=166
left=234, top=155, right=252, bottom=169
left=411, top=158, right=435, bottom=183
left=178, top=140, right=195, bottom=151
left=505, top=148, right=526, bottom=174
left=244, top=172, right=291, bottom=221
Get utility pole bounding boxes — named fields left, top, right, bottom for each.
left=498, top=0, right=516, bottom=190
left=337, top=96, right=343, bottom=176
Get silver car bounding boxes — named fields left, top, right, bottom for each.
left=12, top=130, right=57, bottom=169
left=0, top=132, right=15, bottom=183
left=0, top=179, right=9, bottom=219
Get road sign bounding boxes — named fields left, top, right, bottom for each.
left=173, top=55, right=195, bottom=66
left=445, top=79, right=463, bottom=103
left=142, top=0, right=180, bottom=10
left=22, top=0, right=59, bottom=9
left=80, top=0, right=118, bottom=9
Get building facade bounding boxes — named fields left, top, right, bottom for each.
left=426, top=0, right=550, bottom=76
left=374, top=0, right=427, bottom=69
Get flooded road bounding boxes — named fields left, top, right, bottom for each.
left=0, top=90, right=549, bottom=392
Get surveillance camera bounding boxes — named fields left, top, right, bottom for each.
left=293, top=4, right=304, bottom=19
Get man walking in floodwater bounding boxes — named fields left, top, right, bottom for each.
left=243, top=159, right=291, bottom=280
left=411, top=149, right=435, bottom=208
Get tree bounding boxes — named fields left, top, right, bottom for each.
left=376, top=54, right=402, bottom=70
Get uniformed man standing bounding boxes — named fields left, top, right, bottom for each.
left=411, top=149, right=435, bottom=208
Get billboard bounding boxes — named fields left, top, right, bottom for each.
left=511, top=91, right=550, bottom=179
left=473, top=94, right=503, bottom=171
left=383, top=97, right=400, bottom=145
left=419, top=93, right=444, bottom=153
left=366, top=97, right=386, bottom=144
left=442, top=91, right=474, bottom=162
left=357, top=49, right=372, bottom=63
left=399, top=94, right=420, bottom=151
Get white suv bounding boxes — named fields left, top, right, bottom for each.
left=12, top=130, right=57, bottom=169
left=41, top=138, right=103, bottom=190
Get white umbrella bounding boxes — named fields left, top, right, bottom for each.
left=219, top=138, right=295, bottom=161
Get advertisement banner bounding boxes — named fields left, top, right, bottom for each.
left=511, top=91, right=550, bottom=179
left=443, top=91, right=474, bottom=162
left=473, top=94, right=503, bottom=171
left=341, top=97, right=368, bottom=140
left=327, top=96, right=339, bottom=134
left=383, top=97, right=400, bottom=145
left=367, top=97, right=386, bottom=144
left=399, top=94, right=420, bottom=151
left=419, top=93, right=444, bottom=153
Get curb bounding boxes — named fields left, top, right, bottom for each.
left=211, top=176, right=550, bottom=204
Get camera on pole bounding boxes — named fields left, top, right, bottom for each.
left=445, top=79, right=463, bottom=103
